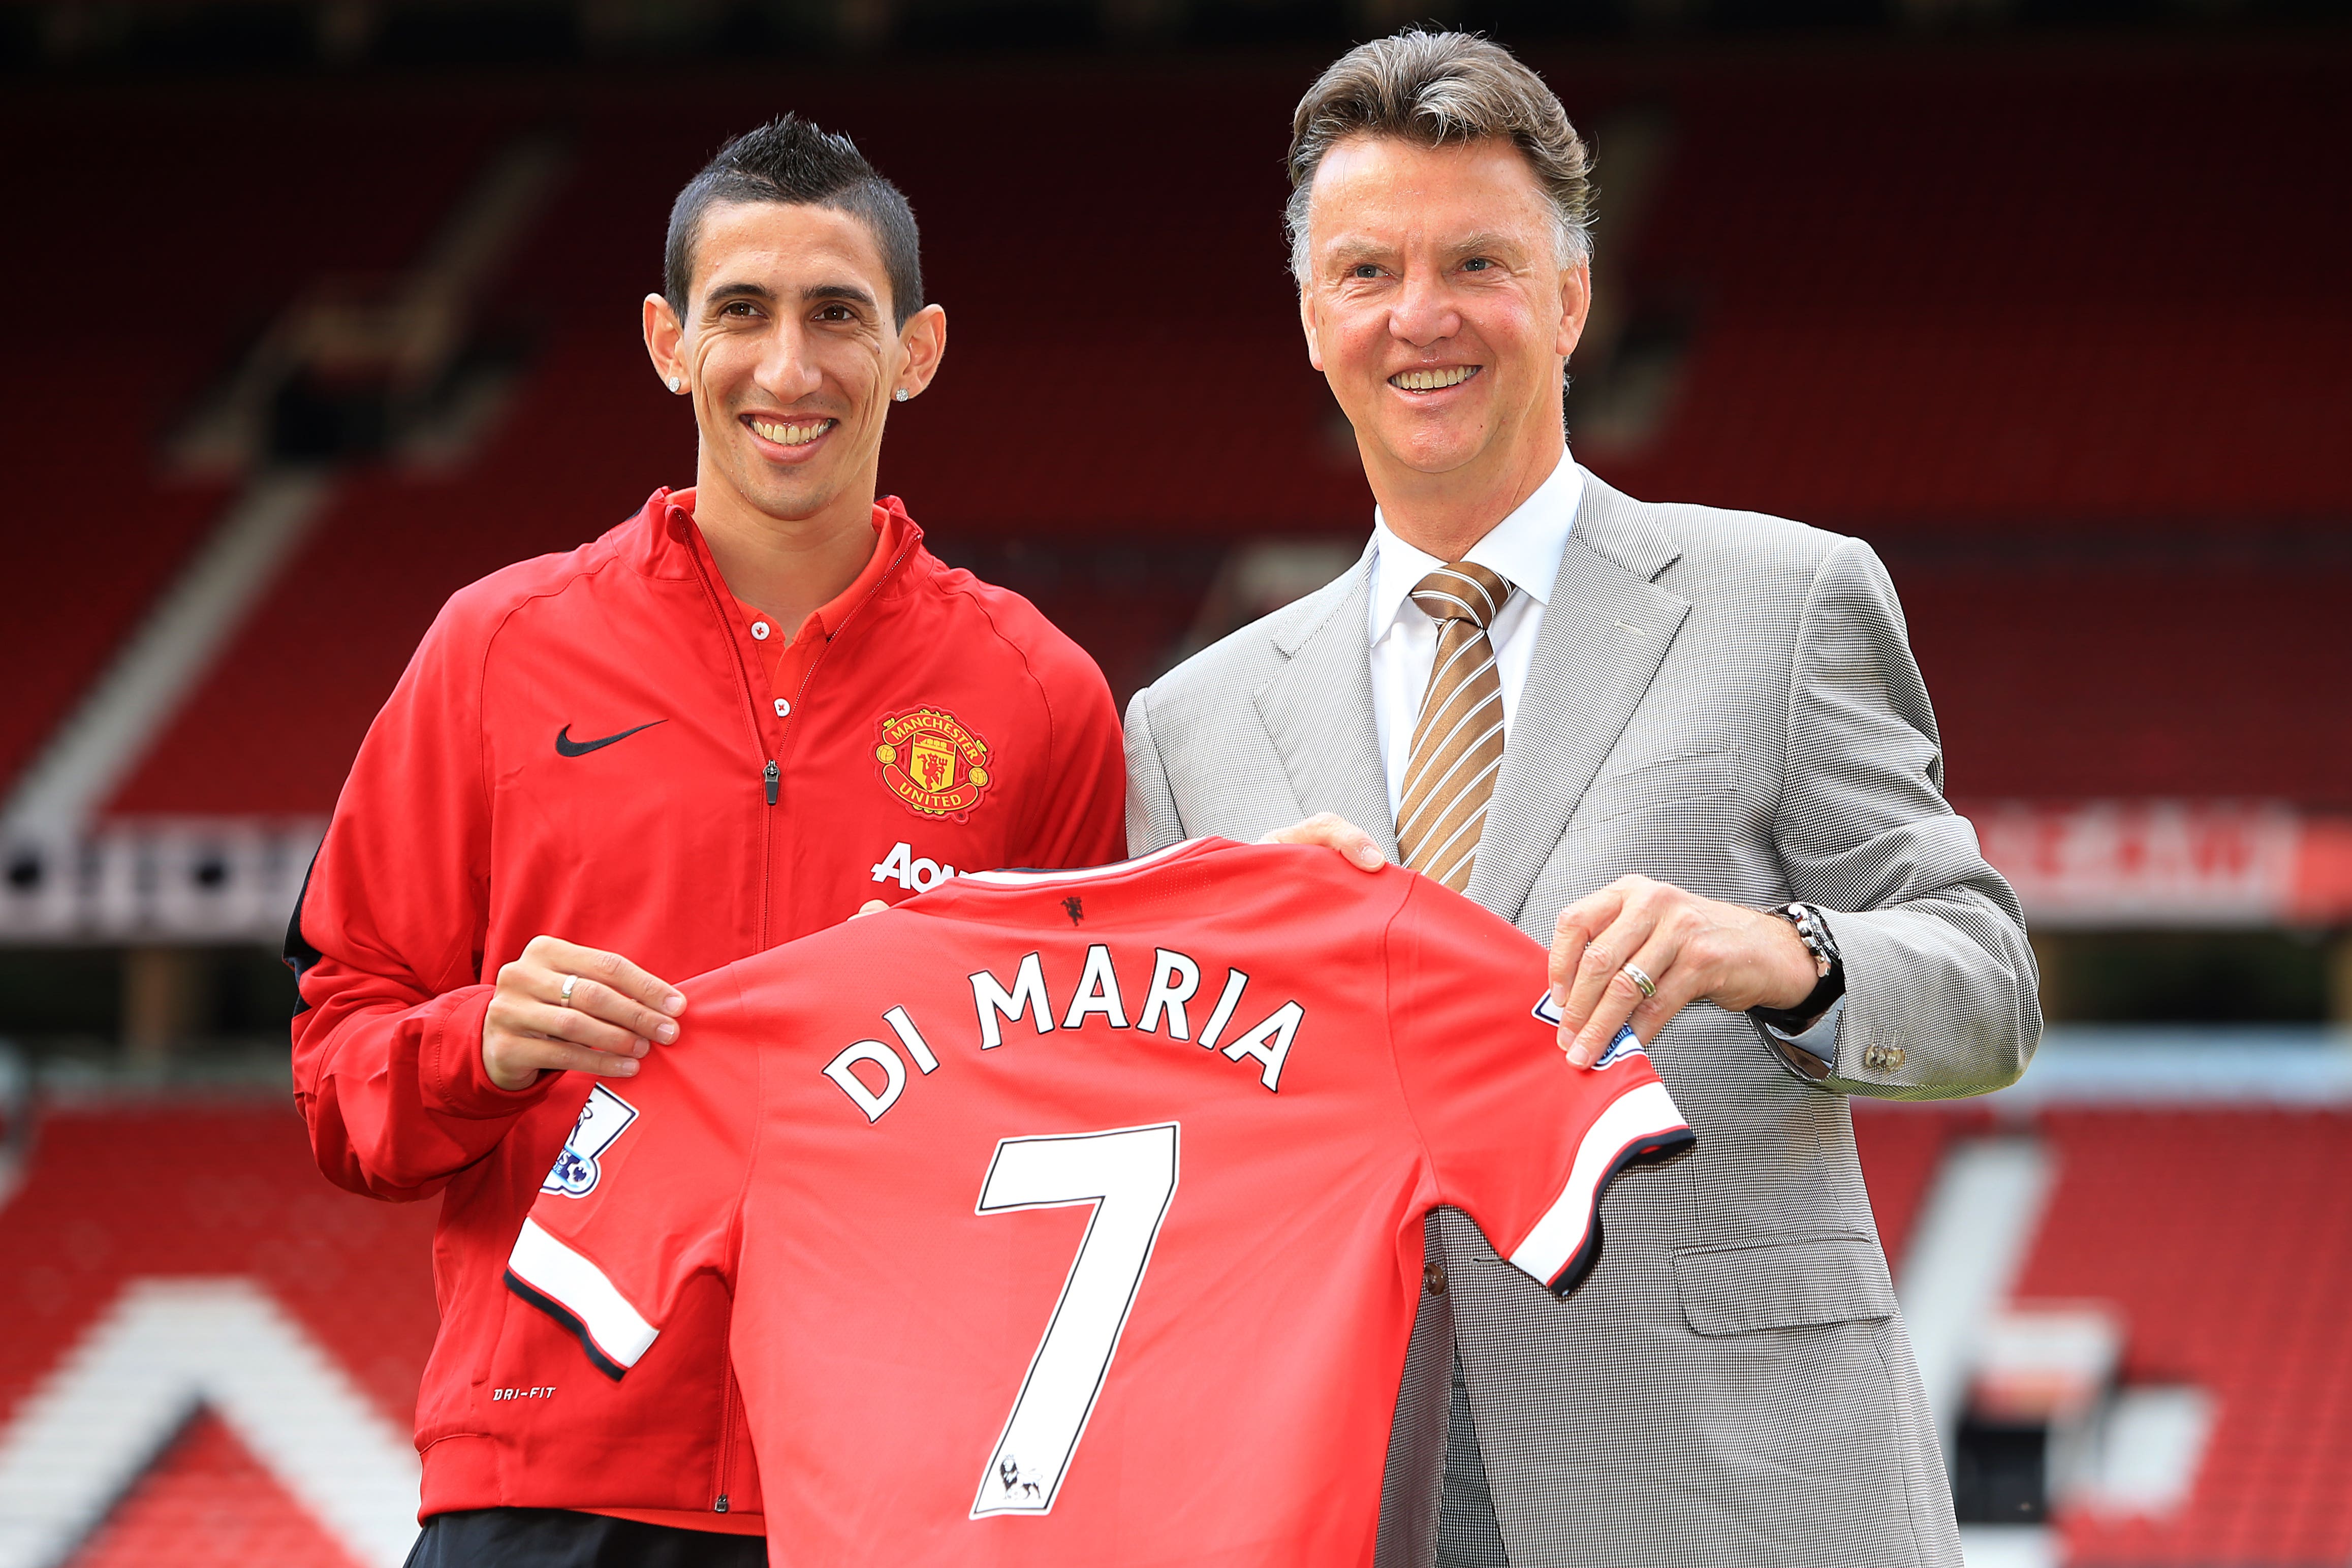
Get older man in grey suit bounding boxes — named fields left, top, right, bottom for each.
left=1123, top=31, right=2040, bottom=1568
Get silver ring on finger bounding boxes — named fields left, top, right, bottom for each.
left=559, top=974, right=580, bottom=1007
left=1621, top=961, right=1657, bottom=1000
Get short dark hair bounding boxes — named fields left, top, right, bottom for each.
left=663, top=114, right=924, bottom=329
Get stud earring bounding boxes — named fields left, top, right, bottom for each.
left=894, top=389, right=911, bottom=402
left=668, top=376, right=682, bottom=393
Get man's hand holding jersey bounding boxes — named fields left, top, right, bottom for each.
left=1263, top=816, right=1816, bottom=1070
left=482, top=934, right=688, bottom=1091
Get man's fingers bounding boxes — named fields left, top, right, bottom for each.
left=575, top=945, right=687, bottom=1018
left=1547, top=915, right=1595, bottom=1003
left=1629, top=980, right=1698, bottom=1042
left=482, top=1001, right=647, bottom=1090
left=1568, top=927, right=1676, bottom=1068
left=545, top=973, right=678, bottom=1045
left=487, top=938, right=682, bottom=1091
left=501, top=1037, right=643, bottom=1080
left=1260, top=812, right=1385, bottom=871
left=1548, top=889, right=1624, bottom=1004
left=506, top=1001, right=648, bottom=1059
left=851, top=899, right=889, bottom=919
left=1557, top=907, right=1657, bottom=1053
left=528, top=936, right=686, bottom=1019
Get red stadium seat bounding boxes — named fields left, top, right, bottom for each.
left=4, top=53, right=2345, bottom=813
left=2018, top=1109, right=2352, bottom=1565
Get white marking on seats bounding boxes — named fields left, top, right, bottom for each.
left=1, top=471, right=333, bottom=835
left=0, top=1276, right=420, bottom=1568
left=1895, top=1137, right=2055, bottom=1445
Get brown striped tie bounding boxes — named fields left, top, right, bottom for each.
left=1397, top=561, right=1512, bottom=893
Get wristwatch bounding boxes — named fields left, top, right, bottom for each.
left=1749, top=902, right=1846, bottom=1079
left=1775, top=902, right=1840, bottom=983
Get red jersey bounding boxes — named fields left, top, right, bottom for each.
left=288, top=489, right=1125, bottom=1530
left=504, top=839, right=1691, bottom=1565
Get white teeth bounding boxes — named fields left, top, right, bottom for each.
left=752, top=418, right=832, bottom=446
left=1392, top=366, right=1477, bottom=392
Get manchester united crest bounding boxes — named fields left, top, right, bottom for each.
left=874, top=706, right=994, bottom=821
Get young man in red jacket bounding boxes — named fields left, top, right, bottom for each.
left=288, top=116, right=1126, bottom=1567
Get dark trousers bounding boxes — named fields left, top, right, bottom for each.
left=404, top=1509, right=767, bottom=1568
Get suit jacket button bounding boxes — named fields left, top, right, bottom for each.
left=1882, top=1045, right=1905, bottom=1069
left=1423, top=1262, right=1448, bottom=1296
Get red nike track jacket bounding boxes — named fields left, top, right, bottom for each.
left=288, top=489, right=1125, bottom=1532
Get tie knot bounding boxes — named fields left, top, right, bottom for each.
left=1410, top=562, right=1511, bottom=632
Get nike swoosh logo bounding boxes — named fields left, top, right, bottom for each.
left=555, top=720, right=665, bottom=758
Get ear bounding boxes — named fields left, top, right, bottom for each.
left=643, top=293, right=688, bottom=391
left=1555, top=259, right=1593, bottom=361
left=894, top=303, right=949, bottom=398
left=1299, top=284, right=1325, bottom=373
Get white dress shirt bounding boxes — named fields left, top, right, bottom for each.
left=1368, top=452, right=1585, bottom=817
left=1364, top=449, right=1844, bottom=1051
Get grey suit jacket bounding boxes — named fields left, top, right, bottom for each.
left=1123, top=475, right=2040, bottom=1568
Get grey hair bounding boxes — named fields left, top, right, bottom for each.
left=1284, top=30, right=1592, bottom=285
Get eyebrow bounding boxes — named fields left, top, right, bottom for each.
left=1449, top=230, right=1527, bottom=258
left=1323, top=236, right=1394, bottom=267
left=1322, top=230, right=1532, bottom=270
left=703, top=280, right=879, bottom=313
left=704, top=281, right=775, bottom=308
left=803, top=283, right=877, bottom=311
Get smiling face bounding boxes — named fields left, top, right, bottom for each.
left=644, top=199, right=944, bottom=531
left=1299, top=135, right=1589, bottom=540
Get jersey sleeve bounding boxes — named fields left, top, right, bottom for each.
left=1385, top=876, right=1695, bottom=1297
left=503, top=966, right=761, bottom=1379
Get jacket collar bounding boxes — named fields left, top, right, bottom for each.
left=613, top=487, right=928, bottom=592
left=1368, top=452, right=1585, bottom=637
left=1251, top=473, right=1692, bottom=921
left=1254, top=552, right=1399, bottom=862
left=1464, top=474, right=1690, bottom=921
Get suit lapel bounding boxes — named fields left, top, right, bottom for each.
left=1467, top=475, right=1692, bottom=923
left=1252, top=557, right=1401, bottom=861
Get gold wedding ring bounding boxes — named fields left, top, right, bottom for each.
left=559, top=974, right=580, bottom=1007
left=1621, top=962, right=1657, bottom=1000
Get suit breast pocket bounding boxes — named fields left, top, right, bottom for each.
left=1568, top=746, right=1742, bottom=834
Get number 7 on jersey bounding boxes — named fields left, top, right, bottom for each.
left=971, top=1123, right=1180, bottom=1517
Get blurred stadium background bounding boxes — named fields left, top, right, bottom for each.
left=1, top=0, right=2347, bottom=1563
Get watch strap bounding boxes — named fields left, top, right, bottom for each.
left=1750, top=903, right=1845, bottom=1039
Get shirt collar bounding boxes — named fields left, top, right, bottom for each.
left=812, top=502, right=910, bottom=641
left=683, top=490, right=914, bottom=644
left=1369, top=452, right=1584, bottom=638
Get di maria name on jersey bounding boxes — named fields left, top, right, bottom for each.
left=505, top=838, right=1693, bottom=1566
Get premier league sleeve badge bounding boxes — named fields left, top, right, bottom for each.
left=541, top=1085, right=641, bottom=1198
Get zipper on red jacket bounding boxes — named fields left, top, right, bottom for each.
left=673, top=507, right=918, bottom=1510
left=714, top=1364, right=743, bottom=1515
left=675, top=516, right=784, bottom=944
